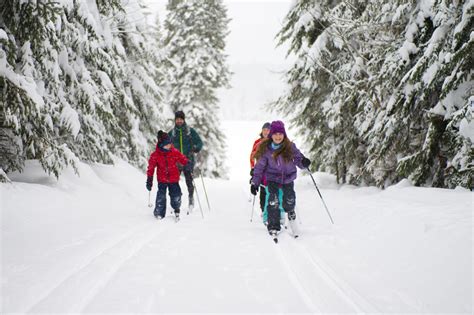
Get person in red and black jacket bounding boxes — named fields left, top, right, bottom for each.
left=249, top=122, right=270, bottom=213
left=146, top=131, right=188, bottom=220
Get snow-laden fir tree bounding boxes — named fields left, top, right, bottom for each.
left=163, top=0, right=231, bottom=178
left=274, top=0, right=374, bottom=185
left=104, top=0, right=167, bottom=169
left=0, top=0, right=78, bottom=181
left=53, top=0, right=166, bottom=170
left=0, top=0, right=167, bottom=180
left=364, top=0, right=473, bottom=188
left=398, top=0, right=473, bottom=188
left=274, top=0, right=473, bottom=189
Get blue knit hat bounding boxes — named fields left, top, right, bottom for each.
left=262, top=122, right=271, bottom=130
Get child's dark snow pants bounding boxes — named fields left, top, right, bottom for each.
left=259, top=186, right=266, bottom=211
left=266, top=181, right=296, bottom=231
left=154, top=182, right=182, bottom=217
left=262, top=186, right=285, bottom=224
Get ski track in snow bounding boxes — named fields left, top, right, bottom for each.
left=270, top=229, right=379, bottom=313
left=216, top=179, right=377, bottom=313
left=26, top=220, right=171, bottom=313
left=294, top=239, right=379, bottom=313
left=140, top=217, right=196, bottom=313
left=272, top=240, right=321, bottom=313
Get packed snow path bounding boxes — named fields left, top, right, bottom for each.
left=2, top=121, right=472, bottom=313
left=2, top=169, right=472, bottom=313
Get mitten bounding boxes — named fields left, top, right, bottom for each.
left=146, top=176, right=153, bottom=191
left=250, top=184, right=259, bottom=196
left=302, top=157, right=311, bottom=168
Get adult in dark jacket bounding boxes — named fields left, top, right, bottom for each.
left=168, top=111, right=203, bottom=210
left=251, top=120, right=311, bottom=238
left=146, top=131, right=188, bottom=220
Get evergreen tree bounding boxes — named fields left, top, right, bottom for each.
left=105, top=0, right=166, bottom=169
left=0, top=0, right=167, bottom=179
left=367, top=0, right=473, bottom=188
left=0, top=0, right=78, bottom=180
left=163, top=0, right=231, bottom=178
left=274, top=0, right=473, bottom=189
left=274, top=0, right=371, bottom=185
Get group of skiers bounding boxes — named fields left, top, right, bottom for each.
left=146, top=113, right=311, bottom=239
left=249, top=121, right=311, bottom=240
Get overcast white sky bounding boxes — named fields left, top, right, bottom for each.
left=143, top=0, right=294, bottom=121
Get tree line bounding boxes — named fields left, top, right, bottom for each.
left=273, top=0, right=473, bottom=189
left=0, top=0, right=230, bottom=181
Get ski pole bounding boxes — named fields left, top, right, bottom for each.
left=148, top=191, right=153, bottom=208
left=200, top=173, right=211, bottom=211
left=307, top=168, right=334, bottom=224
left=192, top=178, right=204, bottom=219
left=294, top=207, right=302, bottom=225
left=250, top=195, right=256, bottom=222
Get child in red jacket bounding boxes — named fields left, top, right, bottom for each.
left=146, top=131, right=188, bottom=220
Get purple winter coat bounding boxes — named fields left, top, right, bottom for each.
left=251, top=142, right=305, bottom=186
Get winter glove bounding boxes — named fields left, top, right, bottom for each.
left=146, top=176, right=153, bottom=191
left=250, top=184, right=259, bottom=196
left=302, top=157, right=311, bottom=168
left=184, top=162, right=194, bottom=172
left=250, top=168, right=254, bottom=176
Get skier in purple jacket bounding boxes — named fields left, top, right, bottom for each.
left=250, top=120, right=311, bottom=239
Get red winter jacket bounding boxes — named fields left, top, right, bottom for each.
left=250, top=137, right=263, bottom=168
left=147, top=145, right=188, bottom=183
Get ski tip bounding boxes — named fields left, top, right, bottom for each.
left=269, top=230, right=279, bottom=243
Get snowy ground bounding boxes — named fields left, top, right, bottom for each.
left=1, top=121, right=472, bottom=314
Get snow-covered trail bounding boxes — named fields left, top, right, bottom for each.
left=2, top=121, right=472, bottom=313
left=7, top=176, right=379, bottom=314
left=2, top=177, right=365, bottom=313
